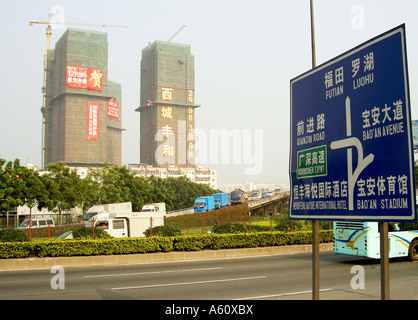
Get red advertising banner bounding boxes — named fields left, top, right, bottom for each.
left=66, top=66, right=103, bottom=91
left=87, top=102, right=99, bottom=140
left=107, top=99, right=119, bottom=120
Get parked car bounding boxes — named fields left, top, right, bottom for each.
left=57, top=231, right=74, bottom=239
left=17, top=218, right=55, bottom=229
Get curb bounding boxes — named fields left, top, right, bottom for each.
left=0, top=243, right=333, bottom=270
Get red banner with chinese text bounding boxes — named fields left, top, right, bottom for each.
left=66, top=66, right=103, bottom=91
left=87, top=102, right=99, bottom=140
left=107, top=99, right=119, bottom=120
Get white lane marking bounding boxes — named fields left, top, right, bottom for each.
left=111, top=275, right=267, bottom=291
left=83, top=267, right=222, bottom=278
left=233, top=288, right=333, bottom=300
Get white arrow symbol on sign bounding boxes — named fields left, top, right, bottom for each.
left=330, top=96, right=374, bottom=211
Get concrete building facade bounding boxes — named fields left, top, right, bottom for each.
left=136, top=41, right=199, bottom=167
left=128, top=164, right=217, bottom=190
left=43, top=28, right=122, bottom=168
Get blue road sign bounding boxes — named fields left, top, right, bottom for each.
left=289, top=25, right=416, bottom=222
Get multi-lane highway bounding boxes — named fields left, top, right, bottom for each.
left=0, top=251, right=416, bottom=301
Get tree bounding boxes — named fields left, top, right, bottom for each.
left=46, top=162, right=80, bottom=224
left=0, top=157, right=221, bottom=219
left=0, top=159, right=25, bottom=213
left=38, top=173, right=58, bottom=212
left=94, top=164, right=133, bottom=205
left=0, top=159, right=52, bottom=217
left=74, top=169, right=101, bottom=220
left=20, top=166, right=48, bottom=214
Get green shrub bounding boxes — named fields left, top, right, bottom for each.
left=0, top=230, right=333, bottom=259
left=144, top=225, right=182, bottom=237
left=174, top=235, right=213, bottom=251
left=0, top=242, right=32, bottom=258
left=72, top=227, right=113, bottom=239
left=246, top=224, right=272, bottom=233
left=209, top=233, right=259, bottom=249
left=32, top=237, right=174, bottom=258
left=0, top=229, right=28, bottom=242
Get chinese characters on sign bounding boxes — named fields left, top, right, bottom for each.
left=161, top=125, right=174, bottom=138
left=87, top=102, right=99, bottom=140
left=352, top=51, right=374, bottom=90
left=296, top=113, right=326, bottom=146
left=161, top=105, right=174, bottom=158
left=161, top=107, right=173, bottom=119
left=89, top=70, right=103, bottom=90
left=362, top=99, right=404, bottom=141
left=161, top=87, right=173, bottom=101
left=296, top=145, right=327, bottom=179
left=323, top=51, right=374, bottom=100
left=107, top=100, right=119, bottom=120
left=292, top=172, right=409, bottom=211
left=162, top=144, right=174, bottom=157
left=290, top=25, right=415, bottom=222
left=66, top=66, right=103, bottom=91
left=158, top=87, right=195, bottom=163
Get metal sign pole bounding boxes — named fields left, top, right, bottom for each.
left=312, top=220, right=320, bottom=300
left=310, top=0, right=320, bottom=301
left=379, top=222, right=390, bottom=300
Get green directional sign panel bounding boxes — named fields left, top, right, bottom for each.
left=296, top=145, right=327, bottom=179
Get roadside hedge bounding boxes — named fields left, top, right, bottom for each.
left=32, top=237, right=174, bottom=258
left=0, top=230, right=333, bottom=259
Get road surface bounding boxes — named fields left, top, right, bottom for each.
left=0, top=251, right=416, bottom=300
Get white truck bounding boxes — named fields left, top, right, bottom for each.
left=85, top=202, right=165, bottom=238
left=140, top=203, right=166, bottom=212
left=84, top=202, right=132, bottom=221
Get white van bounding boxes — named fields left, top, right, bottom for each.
left=17, top=218, right=55, bottom=229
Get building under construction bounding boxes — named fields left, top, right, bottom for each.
left=43, top=28, right=122, bottom=168
left=136, top=41, right=199, bottom=167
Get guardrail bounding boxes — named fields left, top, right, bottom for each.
left=166, top=207, right=194, bottom=217
left=248, top=194, right=282, bottom=209
left=166, top=193, right=289, bottom=217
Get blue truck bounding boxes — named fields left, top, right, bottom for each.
left=211, top=193, right=229, bottom=209
left=194, top=196, right=215, bottom=213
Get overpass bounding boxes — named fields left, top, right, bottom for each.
left=165, top=192, right=290, bottom=217
left=247, top=192, right=289, bottom=216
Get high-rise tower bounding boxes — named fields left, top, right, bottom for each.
left=43, top=28, right=122, bottom=168
left=136, top=41, right=199, bottom=167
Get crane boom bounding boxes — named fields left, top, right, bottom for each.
left=167, top=25, right=186, bottom=42
left=29, top=19, right=127, bottom=28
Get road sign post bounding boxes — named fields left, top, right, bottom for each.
left=290, top=24, right=414, bottom=300
left=380, top=222, right=390, bottom=299
left=309, top=0, right=320, bottom=300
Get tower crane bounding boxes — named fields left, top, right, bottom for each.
left=29, top=13, right=127, bottom=169
left=167, top=25, right=186, bottom=42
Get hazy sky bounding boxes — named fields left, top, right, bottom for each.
left=1, top=0, right=418, bottom=186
